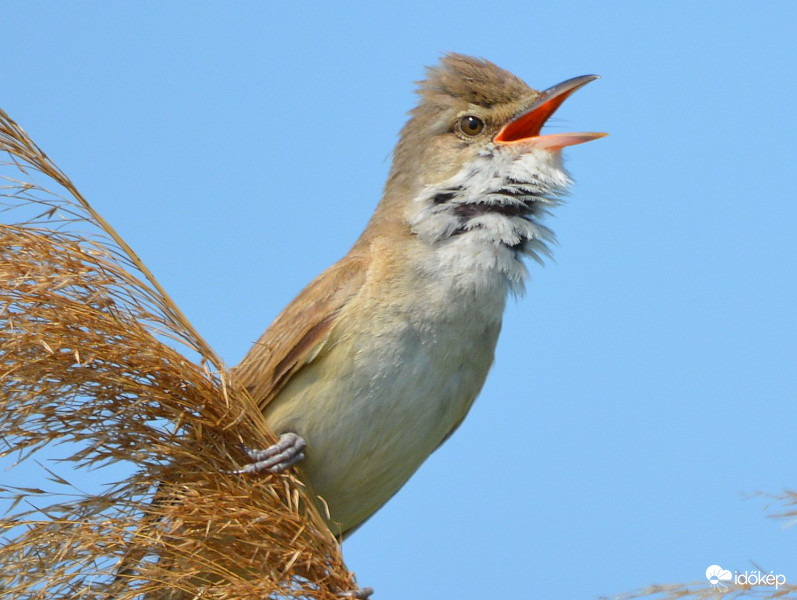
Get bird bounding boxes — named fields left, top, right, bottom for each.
left=230, top=53, right=606, bottom=539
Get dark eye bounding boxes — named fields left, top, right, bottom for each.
left=458, top=115, right=485, bottom=137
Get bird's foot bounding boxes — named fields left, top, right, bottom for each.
left=229, top=432, right=307, bottom=475
left=337, top=587, right=374, bottom=599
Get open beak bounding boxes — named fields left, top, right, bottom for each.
left=494, top=75, right=607, bottom=149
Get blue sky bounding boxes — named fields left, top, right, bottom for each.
left=2, top=2, right=796, bottom=598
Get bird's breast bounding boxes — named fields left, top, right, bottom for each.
left=263, top=248, right=507, bottom=534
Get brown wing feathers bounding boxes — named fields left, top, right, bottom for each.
left=232, top=257, right=366, bottom=411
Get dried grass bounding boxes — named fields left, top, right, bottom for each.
left=602, top=489, right=796, bottom=596
left=605, top=581, right=796, bottom=600
left=601, top=493, right=796, bottom=599
left=0, top=108, right=361, bottom=599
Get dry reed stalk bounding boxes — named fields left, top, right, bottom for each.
left=0, top=108, right=362, bottom=599
left=605, top=578, right=796, bottom=600
left=602, top=498, right=797, bottom=598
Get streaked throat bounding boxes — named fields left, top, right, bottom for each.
left=407, top=146, right=572, bottom=292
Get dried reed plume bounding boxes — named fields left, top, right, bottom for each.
left=0, top=108, right=363, bottom=599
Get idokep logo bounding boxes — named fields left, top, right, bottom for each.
left=706, top=564, right=787, bottom=590
left=706, top=565, right=732, bottom=589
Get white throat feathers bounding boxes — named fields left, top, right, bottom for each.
left=406, top=145, right=572, bottom=296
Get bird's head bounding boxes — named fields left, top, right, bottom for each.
left=391, top=54, right=604, bottom=187
left=373, top=53, right=606, bottom=277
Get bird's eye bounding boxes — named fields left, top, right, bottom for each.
left=458, top=115, right=485, bottom=137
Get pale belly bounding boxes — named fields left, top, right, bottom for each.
left=263, top=307, right=502, bottom=536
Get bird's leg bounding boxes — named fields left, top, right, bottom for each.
left=230, top=432, right=307, bottom=475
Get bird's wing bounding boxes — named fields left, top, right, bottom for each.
left=231, top=256, right=366, bottom=413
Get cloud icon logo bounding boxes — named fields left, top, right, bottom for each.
left=706, top=565, right=732, bottom=587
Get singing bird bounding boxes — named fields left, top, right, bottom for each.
left=231, top=54, right=606, bottom=538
